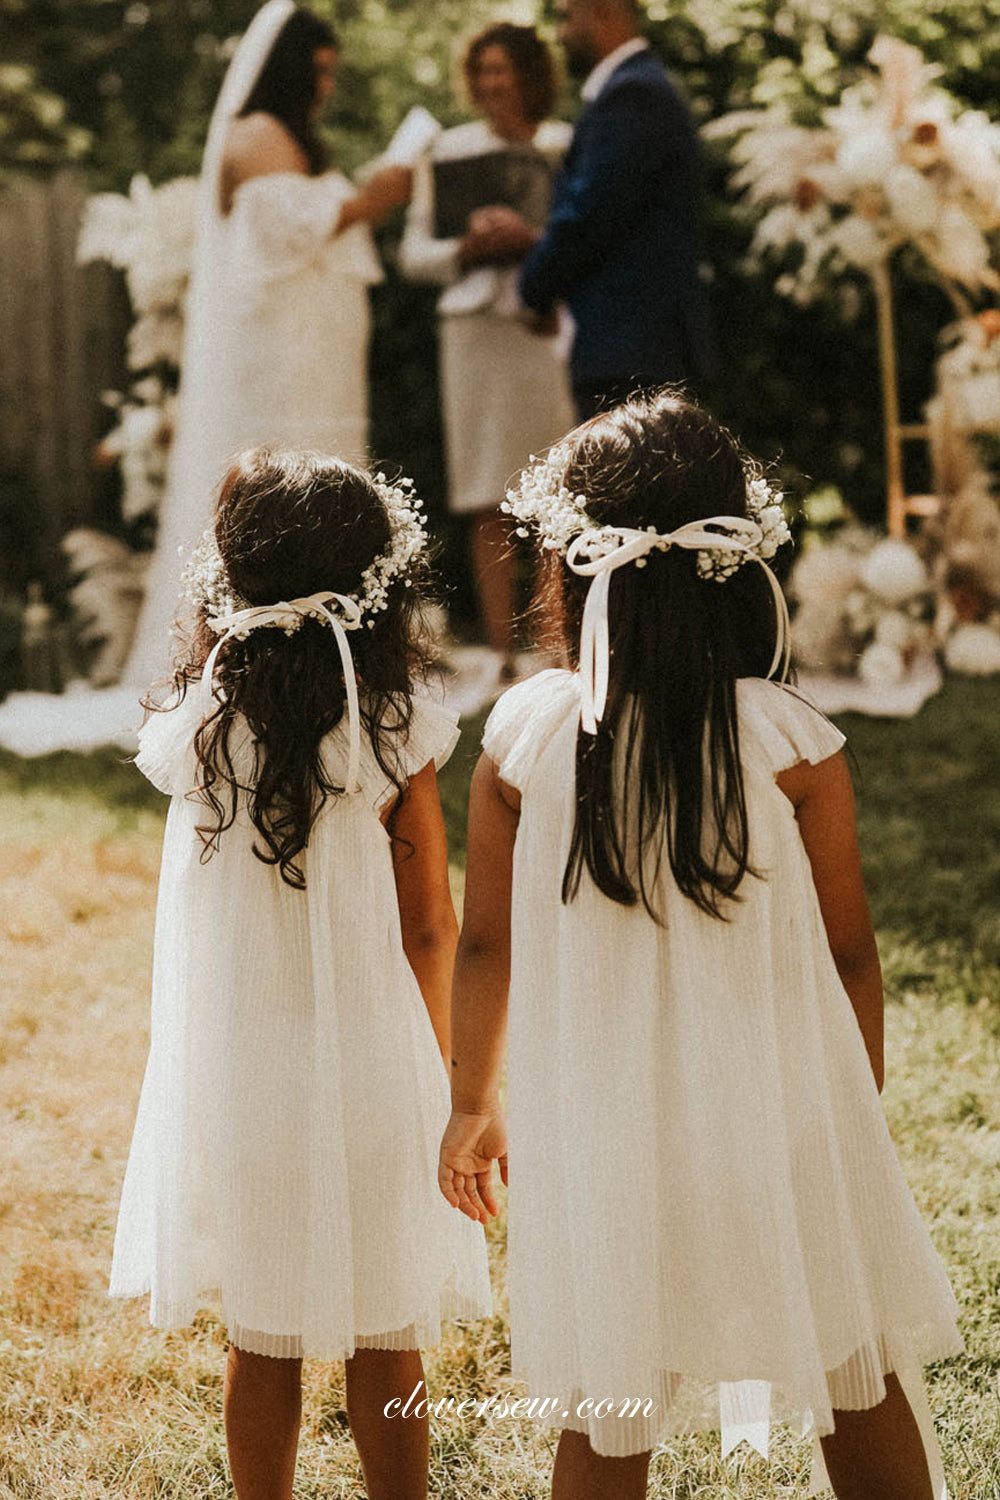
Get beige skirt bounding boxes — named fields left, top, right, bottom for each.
left=440, top=310, right=575, bottom=514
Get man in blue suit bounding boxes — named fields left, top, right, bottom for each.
left=518, top=0, right=711, bottom=420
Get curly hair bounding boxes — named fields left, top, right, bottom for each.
left=553, top=389, right=786, bottom=921
left=154, top=448, right=435, bottom=890
left=463, top=23, right=558, bottom=125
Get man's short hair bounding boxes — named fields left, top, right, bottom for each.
left=586, top=0, right=643, bottom=21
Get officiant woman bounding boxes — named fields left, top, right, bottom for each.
left=401, top=23, right=575, bottom=679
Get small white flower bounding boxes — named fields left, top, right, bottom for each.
left=505, top=452, right=790, bottom=582
left=185, top=474, right=429, bottom=636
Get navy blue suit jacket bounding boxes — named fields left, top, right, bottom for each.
left=519, top=48, right=710, bottom=390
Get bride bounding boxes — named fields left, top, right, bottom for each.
left=0, top=0, right=409, bottom=754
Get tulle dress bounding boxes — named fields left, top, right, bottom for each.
left=110, top=686, right=491, bottom=1357
left=482, top=670, right=961, bottom=1492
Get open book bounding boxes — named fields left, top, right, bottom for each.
left=432, top=147, right=558, bottom=240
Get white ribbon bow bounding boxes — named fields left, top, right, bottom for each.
left=565, top=517, right=791, bottom=735
left=201, top=591, right=364, bottom=793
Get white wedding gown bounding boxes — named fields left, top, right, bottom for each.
left=0, top=169, right=381, bottom=756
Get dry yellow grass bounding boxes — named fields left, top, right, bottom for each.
left=0, top=811, right=522, bottom=1499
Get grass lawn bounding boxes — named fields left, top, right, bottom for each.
left=1, top=675, right=999, bottom=1498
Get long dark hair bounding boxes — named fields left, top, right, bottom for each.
left=238, top=7, right=337, bottom=175
left=555, top=390, right=786, bottom=921
left=157, top=449, right=433, bottom=890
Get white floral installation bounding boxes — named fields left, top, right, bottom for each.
left=182, top=472, right=428, bottom=637
left=705, top=35, right=1000, bottom=306
left=78, top=173, right=199, bottom=517
left=60, top=175, right=199, bottom=681
left=709, top=30, right=1000, bottom=687
left=791, top=481, right=1000, bottom=680
left=502, top=449, right=792, bottom=580
left=934, top=311, right=1000, bottom=432
left=790, top=498, right=937, bottom=685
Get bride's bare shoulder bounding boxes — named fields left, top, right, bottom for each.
left=220, top=113, right=308, bottom=208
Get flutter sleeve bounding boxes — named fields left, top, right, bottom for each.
left=230, top=171, right=383, bottom=284
left=396, top=692, right=461, bottom=778
left=362, top=691, right=462, bottom=813
left=133, top=689, right=205, bottom=797
left=737, top=678, right=846, bottom=774
left=482, top=669, right=579, bottom=792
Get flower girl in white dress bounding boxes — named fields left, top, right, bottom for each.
left=111, top=448, right=490, bottom=1500
left=440, top=391, right=962, bottom=1500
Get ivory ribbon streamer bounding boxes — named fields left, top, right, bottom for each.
left=203, top=591, right=363, bottom=792
left=565, top=517, right=792, bottom=735
left=720, top=1379, right=771, bottom=1461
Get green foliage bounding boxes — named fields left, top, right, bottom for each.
left=844, top=673, right=1000, bottom=968
left=0, top=470, right=49, bottom=698
left=0, top=0, right=92, bottom=176
left=0, top=593, right=23, bottom=699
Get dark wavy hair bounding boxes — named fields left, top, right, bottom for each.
left=156, top=448, right=434, bottom=890
left=238, top=7, right=337, bottom=175
left=553, top=390, right=787, bottom=921
left=463, top=23, right=558, bottom=124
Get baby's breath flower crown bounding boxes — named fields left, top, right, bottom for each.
left=182, top=472, right=428, bottom=636
left=502, top=450, right=792, bottom=581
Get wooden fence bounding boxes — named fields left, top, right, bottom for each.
left=0, top=169, right=128, bottom=566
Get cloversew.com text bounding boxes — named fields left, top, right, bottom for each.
left=384, top=1382, right=657, bottom=1423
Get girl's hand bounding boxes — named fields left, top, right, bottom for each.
left=438, top=1109, right=508, bottom=1225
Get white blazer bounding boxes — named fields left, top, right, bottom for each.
left=400, top=118, right=572, bottom=317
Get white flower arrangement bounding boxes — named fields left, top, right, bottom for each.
left=934, top=311, right=1000, bottom=431
left=78, top=174, right=199, bottom=319
left=353, top=474, right=428, bottom=623
left=182, top=473, right=429, bottom=635
left=792, top=475, right=1000, bottom=679
left=707, top=35, right=1000, bottom=305
left=791, top=522, right=941, bottom=681
left=502, top=450, right=791, bottom=581
left=60, top=529, right=149, bottom=688
left=97, top=384, right=176, bottom=522
left=790, top=523, right=934, bottom=680
left=944, top=620, right=1000, bottom=674
left=78, top=174, right=199, bottom=527
left=702, top=475, right=791, bottom=580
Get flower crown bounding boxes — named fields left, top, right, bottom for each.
left=182, top=471, right=428, bottom=636
left=502, top=450, right=791, bottom=581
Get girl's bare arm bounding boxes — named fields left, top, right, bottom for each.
left=389, top=760, right=458, bottom=1065
left=451, top=753, right=519, bottom=1112
left=776, top=750, right=884, bottom=1090
left=438, top=752, right=520, bottom=1223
